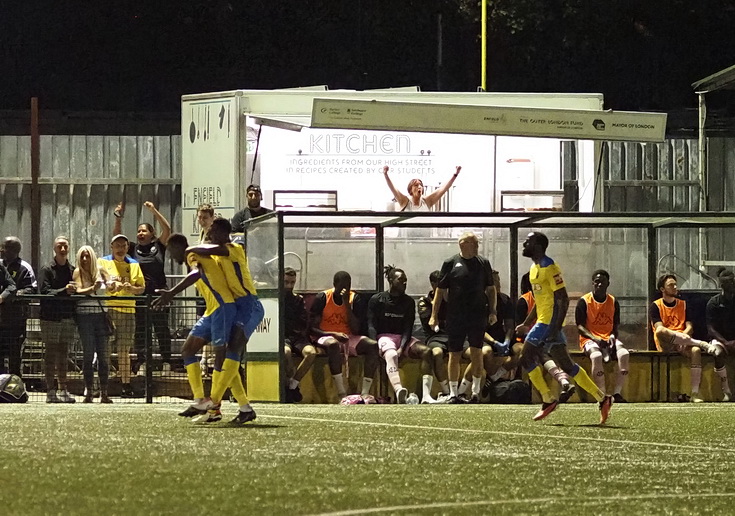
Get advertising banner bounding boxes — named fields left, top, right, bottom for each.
left=311, top=99, right=667, bottom=143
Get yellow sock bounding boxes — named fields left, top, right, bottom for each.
left=229, top=369, right=250, bottom=406
left=528, top=366, right=554, bottom=403
left=211, top=369, right=221, bottom=399
left=185, top=362, right=204, bottom=400
left=210, top=358, right=240, bottom=405
left=573, top=368, right=604, bottom=402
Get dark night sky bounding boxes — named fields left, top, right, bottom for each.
left=2, top=1, right=734, bottom=115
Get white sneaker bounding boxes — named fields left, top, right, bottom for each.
left=396, top=387, right=408, bottom=404
left=160, top=362, right=172, bottom=377
left=691, top=393, right=705, bottom=403
left=46, top=389, right=59, bottom=403
left=137, top=363, right=147, bottom=377
left=420, top=395, right=436, bottom=404
left=57, top=389, right=76, bottom=403
left=192, top=407, right=222, bottom=424
left=433, top=394, right=452, bottom=404
left=190, top=397, right=216, bottom=411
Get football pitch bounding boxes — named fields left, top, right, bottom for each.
left=3, top=402, right=735, bottom=515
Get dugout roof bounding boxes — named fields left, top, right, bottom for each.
left=256, top=211, right=735, bottom=229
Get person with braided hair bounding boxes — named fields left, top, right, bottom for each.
left=368, top=265, right=434, bottom=404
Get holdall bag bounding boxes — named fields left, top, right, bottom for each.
left=0, top=374, right=29, bottom=403
left=488, top=379, right=531, bottom=404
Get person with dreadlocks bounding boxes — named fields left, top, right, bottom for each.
left=368, top=265, right=434, bottom=404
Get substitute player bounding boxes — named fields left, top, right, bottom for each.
left=516, top=232, right=613, bottom=424
left=576, top=270, right=630, bottom=403
left=651, top=273, right=726, bottom=402
left=367, top=265, right=433, bottom=404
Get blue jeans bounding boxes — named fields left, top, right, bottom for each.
left=76, top=313, right=110, bottom=389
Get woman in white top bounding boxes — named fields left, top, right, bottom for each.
left=73, top=245, right=112, bottom=403
left=382, top=165, right=462, bottom=212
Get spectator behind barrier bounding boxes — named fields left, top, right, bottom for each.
left=99, top=234, right=145, bottom=398
left=73, top=245, right=111, bottom=403
left=0, top=236, right=36, bottom=377
left=38, top=236, right=77, bottom=403
left=113, top=201, right=173, bottom=377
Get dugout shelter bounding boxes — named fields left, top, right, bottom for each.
left=242, top=210, right=735, bottom=403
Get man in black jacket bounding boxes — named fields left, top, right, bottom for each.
left=38, top=236, right=77, bottom=403
left=0, top=237, right=35, bottom=376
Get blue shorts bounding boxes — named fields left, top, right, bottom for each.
left=525, top=322, right=566, bottom=349
left=190, top=303, right=237, bottom=347
left=235, top=295, right=264, bottom=339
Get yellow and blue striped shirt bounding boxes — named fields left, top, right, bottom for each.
left=187, top=252, right=235, bottom=316
left=215, top=243, right=257, bottom=299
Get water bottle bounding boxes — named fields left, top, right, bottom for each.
left=406, top=393, right=419, bottom=405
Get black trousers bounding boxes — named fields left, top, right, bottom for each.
left=134, top=306, right=172, bottom=364
left=0, top=323, right=25, bottom=376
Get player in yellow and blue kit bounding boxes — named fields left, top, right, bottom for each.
left=185, top=218, right=264, bottom=424
left=151, top=228, right=237, bottom=419
left=515, top=232, right=613, bottom=424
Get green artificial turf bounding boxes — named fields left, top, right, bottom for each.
left=2, top=402, right=735, bottom=515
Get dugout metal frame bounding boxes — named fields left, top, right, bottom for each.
left=242, top=210, right=735, bottom=402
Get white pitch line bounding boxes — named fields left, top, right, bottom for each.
left=261, top=413, right=735, bottom=454
left=259, top=403, right=735, bottom=412
left=308, top=491, right=735, bottom=516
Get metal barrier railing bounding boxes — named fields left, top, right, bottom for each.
left=0, top=295, right=206, bottom=403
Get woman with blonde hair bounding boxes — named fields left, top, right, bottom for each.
left=72, top=245, right=112, bottom=403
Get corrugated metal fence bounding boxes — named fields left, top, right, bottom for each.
left=0, top=135, right=181, bottom=268
left=596, top=138, right=735, bottom=287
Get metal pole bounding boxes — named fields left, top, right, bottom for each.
left=436, top=12, right=443, bottom=91
left=30, top=98, right=40, bottom=272
left=278, top=212, right=285, bottom=403
left=697, top=92, right=707, bottom=211
left=481, top=0, right=487, bottom=91
left=697, top=92, right=708, bottom=279
left=510, top=226, right=518, bottom=301
left=145, top=296, right=153, bottom=403
left=647, top=225, right=657, bottom=351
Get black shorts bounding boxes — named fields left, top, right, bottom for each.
left=446, top=317, right=486, bottom=352
left=285, top=336, right=314, bottom=357
left=427, top=333, right=470, bottom=353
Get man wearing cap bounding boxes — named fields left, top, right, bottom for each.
left=231, top=184, right=275, bottom=284
left=99, top=234, right=145, bottom=397
left=231, top=184, right=273, bottom=233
